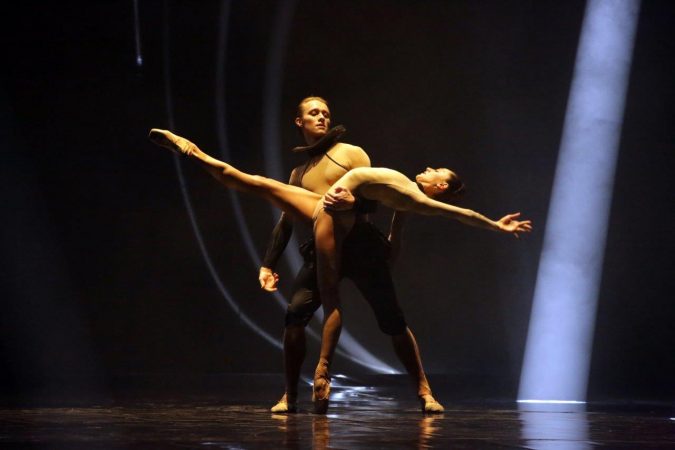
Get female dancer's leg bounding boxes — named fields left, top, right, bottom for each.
left=311, top=208, right=355, bottom=413
left=149, top=129, right=319, bottom=224
left=150, top=128, right=352, bottom=413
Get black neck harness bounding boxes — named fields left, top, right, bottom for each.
left=292, top=125, right=347, bottom=157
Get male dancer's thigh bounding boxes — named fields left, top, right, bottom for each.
left=342, top=223, right=407, bottom=335
left=285, top=257, right=321, bottom=328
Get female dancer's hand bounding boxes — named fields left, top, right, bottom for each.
left=259, top=267, right=280, bottom=291
left=323, top=186, right=355, bottom=211
left=496, top=212, right=533, bottom=238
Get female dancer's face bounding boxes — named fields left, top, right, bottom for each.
left=415, top=167, right=454, bottom=196
left=295, top=100, right=331, bottom=141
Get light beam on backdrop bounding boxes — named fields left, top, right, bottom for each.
left=162, top=0, right=282, bottom=349
left=518, top=0, right=640, bottom=403
left=133, top=0, right=143, bottom=66
left=160, top=0, right=397, bottom=373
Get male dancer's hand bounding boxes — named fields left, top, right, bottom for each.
left=323, top=186, right=355, bottom=211
left=259, top=267, right=280, bottom=292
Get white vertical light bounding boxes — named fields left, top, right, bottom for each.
left=518, top=0, right=641, bottom=402
left=133, top=0, right=143, bottom=66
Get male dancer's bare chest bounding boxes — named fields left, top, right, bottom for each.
left=299, top=151, right=349, bottom=195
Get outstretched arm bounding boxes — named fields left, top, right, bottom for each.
left=407, top=192, right=532, bottom=237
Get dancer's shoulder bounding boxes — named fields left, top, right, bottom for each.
left=331, top=142, right=370, bottom=169
left=288, top=165, right=304, bottom=186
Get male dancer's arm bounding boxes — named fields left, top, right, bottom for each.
left=258, top=168, right=301, bottom=291
left=259, top=213, right=292, bottom=291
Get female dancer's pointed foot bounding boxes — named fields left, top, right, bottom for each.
left=270, top=393, right=297, bottom=413
left=312, top=373, right=331, bottom=414
left=148, top=128, right=197, bottom=156
left=419, top=394, right=444, bottom=414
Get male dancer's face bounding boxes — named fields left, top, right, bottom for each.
left=295, top=100, right=331, bottom=143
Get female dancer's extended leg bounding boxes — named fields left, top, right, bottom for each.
left=148, top=129, right=320, bottom=224
left=150, top=128, right=353, bottom=414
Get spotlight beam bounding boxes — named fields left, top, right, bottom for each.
left=518, top=0, right=641, bottom=402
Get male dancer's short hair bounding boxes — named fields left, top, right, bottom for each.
left=296, top=96, right=330, bottom=117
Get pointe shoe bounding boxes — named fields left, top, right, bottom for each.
left=270, top=393, right=297, bottom=413
left=419, top=394, right=444, bottom=414
left=148, top=128, right=197, bottom=156
left=312, top=374, right=331, bottom=414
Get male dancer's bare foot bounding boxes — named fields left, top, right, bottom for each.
left=148, top=128, right=197, bottom=156
left=419, top=394, right=444, bottom=413
left=270, top=392, right=297, bottom=413
left=312, top=359, right=331, bottom=414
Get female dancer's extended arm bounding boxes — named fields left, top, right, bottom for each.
left=403, top=190, right=532, bottom=236
left=328, top=166, right=531, bottom=236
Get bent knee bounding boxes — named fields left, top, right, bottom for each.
left=285, top=310, right=312, bottom=328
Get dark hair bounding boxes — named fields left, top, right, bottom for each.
left=296, top=96, right=329, bottom=117
left=435, top=170, right=466, bottom=203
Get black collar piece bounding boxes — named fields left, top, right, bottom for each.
left=292, top=125, right=347, bottom=156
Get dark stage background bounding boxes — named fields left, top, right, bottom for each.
left=1, top=1, right=673, bottom=404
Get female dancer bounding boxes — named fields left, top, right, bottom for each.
left=148, top=128, right=532, bottom=411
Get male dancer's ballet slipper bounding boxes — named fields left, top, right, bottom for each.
left=270, top=393, right=297, bottom=414
left=148, top=128, right=197, bottom=156
left=312, top=373, right=331, bottom=414
left=419, top=394, right=444, bottom=414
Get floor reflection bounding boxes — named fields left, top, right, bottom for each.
left=271, top=413, right=301, bottom=449
left=269, top=380, right=447, bottom=449
left=0, top=374, right=672, bottom=449
left=312, top=415, right=330, bottom=450
left=519, top=403, right=591, bottom=450
left=418, top=415, right=442, bottom=449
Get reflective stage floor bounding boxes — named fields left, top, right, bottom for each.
left=1, top=374, right=673, bottom=449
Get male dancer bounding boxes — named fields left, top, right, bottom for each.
left=260, top=97, right=444, bottom=414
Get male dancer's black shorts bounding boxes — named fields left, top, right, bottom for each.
left=284, top=221, right=407, bottom=335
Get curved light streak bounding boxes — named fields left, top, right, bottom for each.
left=214, top=0, right=305, bottom=334
left=261, top=0, right=303, bottom=260
left=161, top=0, right=281, bottom=349
left=161, top=0, right=396, bottom=373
